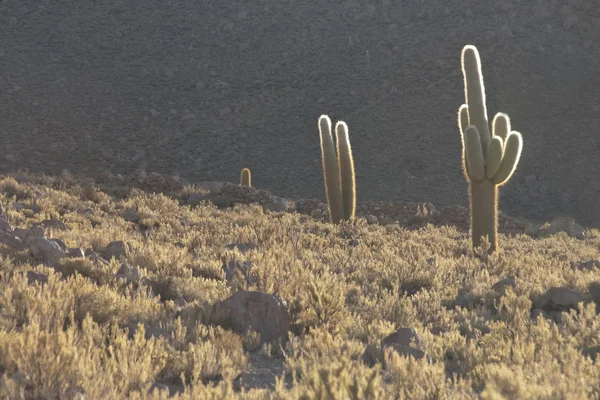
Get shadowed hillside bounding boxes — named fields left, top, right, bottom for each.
left=1, top=1, right=599, bottom=228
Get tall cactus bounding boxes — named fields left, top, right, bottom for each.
left=240, top=168, right=252, bottom=187
left=459, top=45, right=523, bottom=252
left=318, top=115, right=356, bottom=223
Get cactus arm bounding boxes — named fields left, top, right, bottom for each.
left=464, top=125, right=486, bottom=181
left=335, top=121, right=356, bottom=221
left=458, top=105, right=471, bottom=178
left=318, top=115, right=344, bottom=223
left=461, top=45, right=491, bottom=157
left=486, top=136, right=504, bottom=179
left=240, top=168, right=252, bottom=187
left=492, top=131, right=523, bottom=185
left=492, top=112, right=510, bottom=141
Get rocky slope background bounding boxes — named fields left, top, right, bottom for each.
left=1, top=0, right=599, bottom=227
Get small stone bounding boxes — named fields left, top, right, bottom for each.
left=542, top=287, right=585, bottom=312
left=116, top=263, right=143, bottom=284
left=209, top=291, right=291, bottom=344
left=28, top=237, right=66, bottom=265
left=122, top=208, right=140, bottom=223
left=100, top=241, right=129, bottom=261
left=491, top=277, right=517, bottom=295
left=382, top=327, right=423, bottom=348
left=26, top=270, right=49, bottom=285
left=366, top=214, right=379, bottom=225
left=150, top=383, right=170, bottom=396
left=67, top=248, right=85, bottom=258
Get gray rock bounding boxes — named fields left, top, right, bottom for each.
left=26, top=270, right=49, bottom=285
left=382, top=327, right=423, bottom=348
left=186, top=193, right=205, bottom=206
left=491, top=277, right=517, bottom=295
left=541, top=287, right=585, bottom=312
left=572, top=260, right=600, bottom=271
left=224, top=242, right=257, bottom=253
left=0, top=231, right=26, bottom=250
left=209, top=291, right=291, bottom=344
left=67, top=248, right=85, bottom=258
left=197, top=181, right=224, bottom=193
left=28, top=237, right=66, bottom=265
left=122, top=208, right=140, bottom=223
left=86, top=248, right=110, bottom=265
left=100, top=241, right=129, bottom=261
left=38, top=218, right=69, bottom=231
left=116, top=263, right=143, bottom=284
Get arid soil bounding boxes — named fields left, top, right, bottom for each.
left=1, top=1, right=599, bottom=227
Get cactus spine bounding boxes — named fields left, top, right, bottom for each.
left=240, top=168, right=252, bottom=187
left=459, top=45, right=523, bottom=252
left=318, top=115, right=356, bottom=223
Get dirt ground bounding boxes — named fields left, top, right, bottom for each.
left=1, top=1, right=599, bottom=227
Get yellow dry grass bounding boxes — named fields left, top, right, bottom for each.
left=0, top=173, right=598, bottom=399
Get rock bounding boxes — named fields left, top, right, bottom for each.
left=209, top=291, right=291, bottom=343
left=0, top=231, right=26, bottom=250
left=49, top=238, right=67, bottom=252
left=116, top=263, right=143, bottom=284
left=536, top=217, right=586, bottom=240
left=0, top=208, right=13, bottom=233
left=572, top=260, right=600, bottom=271
left=224, top=242, right=257, bottom=253
left=14, top=226, right=45, bottom=241
left=222, top=260, right=255, bottom=286
left=366, top=214, right=379, bottom=225
left=541, top=287, right=585, bottom=312
left=100, top=241, right=129, bottom=261
left=186, top=193, right=205, bottom=206
left=583, top=346, right=600, bottom=361
left=588, top=282, right=600, bottom=303
left=26, top=270, right=49, bottom=285
left=67, top=247, right=85, bottom=258
left=28, top=237, right=66, bottom=265
left=149, top=383, right=170, bottom=396
left=363, top=327, right=430, bottom=366
left=37, top=218, right=69, bottom=230
left=125, top=321, right=169, bottom=341
left=382, top=327, right=423, bottom=348
left=454, top=295, right=471, bottom=309
left=86, top=249, right=110, bottom=265
left=262, top=197, right=294, bottom=212
left=387, top=344, right=430, bottom=361
left=491, top=277, right=517, bottom=295
left=197, top=181, right=224, bottom=193
left=122, top=208, right=140, bottom=223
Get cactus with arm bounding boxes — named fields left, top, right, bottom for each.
left=459, top=45, right=523, bottom=252
left=318, top=115, right=356, bottom=223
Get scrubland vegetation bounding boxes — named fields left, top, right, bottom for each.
left=0, top=172, right=597, bottom=399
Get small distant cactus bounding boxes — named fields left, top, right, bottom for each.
left=240, top=168, right=252, bottom=187
left=318, top=115, right=356, bottom=223
left=458, top=45, right=523, bottom=253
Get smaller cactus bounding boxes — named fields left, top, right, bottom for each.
left=318, top=115, right=356, bottom=223
left=240, top=168, right=252, bottom=187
